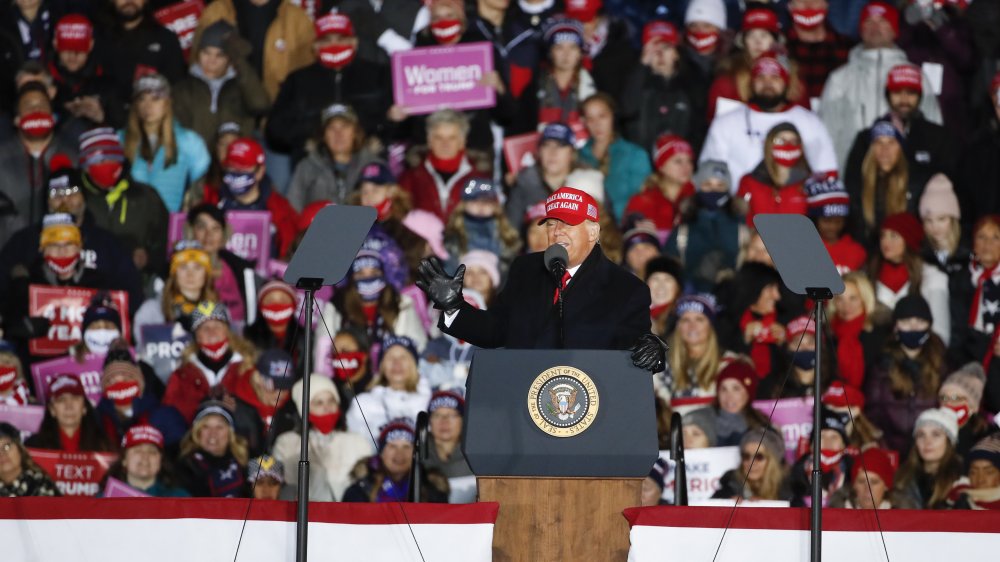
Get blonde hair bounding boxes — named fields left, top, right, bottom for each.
left=181, top=331, right=257, bottom=371
left=368, top=347, right=419, bottom=392
left=669, top=322, right=721, bottom=393
left=828, top=271, right=876, bottom=329
left=124, top=95, right=178, bottom=167
left=160, top=267, right=218, bottom=321
left=926, top=216, right=961, bottom=254
left=748, top=444, right=786, bottom=500
left=179, top=413, right=250, bottom=466
left=861, top=144, right=908, bottom=229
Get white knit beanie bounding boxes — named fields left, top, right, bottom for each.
left=913, top=407, right=959, bottom=445
left=685, top=0, right=727, bottom=29
left=918, top=173, right=960, bottom=220
left=291, top=374, right=340, bottom=419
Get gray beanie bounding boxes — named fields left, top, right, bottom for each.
left=199, top=20, right=235, bottom=51
left=739, top=427, right=785, bottom=463
left=693, top=160, right=731, bottom=191
left=682, top=407, right=717, bottom=447
left=939, top=362, right=986, bottom=409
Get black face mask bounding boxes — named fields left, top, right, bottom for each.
left=749, top=94, right=785, bottom=111
left=897, top=329, right=930, bottom=350
left=697, top=191, right=730, bottom=209
left=791, top=351, right=816, bottom=371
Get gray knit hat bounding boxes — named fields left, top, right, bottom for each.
left=693, top=160, right=731, bottom=191
left=682, top=407, right=717, bottom=447
left=740, top=427, right=785, bottom=463
left=939, top=362, right=986, bottom=409
left=190, top=301, right=230, bottom=332
left=247, top=454, right=285, bottom=484
left=199, top=20, right=235, bottom=51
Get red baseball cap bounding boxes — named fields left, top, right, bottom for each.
left=122, top=424, right=164, bottom=449
left=822, top=381, right=866, bottom=410
left=850, top=447, right=895, bottom=488
left=653, top=134, right=693, bottom=170
left=785, top=315, right=816, bottom=339
left=224, top=137, right=266, bottom=168
left=886, top=63, right=922, bottom=93
left=538, top=186, right=600, bottom=226
left=49, top=374, right=85, bottom=399
left=643, top=20, right=679, bottom=46
left=742, top=8, right=780, bottom=34
left=315, top=13, right=354, bottom=38
left=54, top=15, right=93, bottom=53
left=565, top=0, right=601, bottom=23
left=751, top=53, right=790, bottom=82
left=859, top=1, right=899, bottom=37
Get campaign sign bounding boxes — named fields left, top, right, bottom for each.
left=103, top=477, right=150, bottom=498
left=154, top=0, right=205, bottom=58
left=659, top=446, right=740, bottom=504
left=392, top=42, right=496, bottom=115
left=141, top=323, right=192, bottom=384
left=31, top=353, right=107, bottom=406
left=28, top=286, right=129, bottom=356
left=27, top=449, right=118, bottom=496
left=168, top=211, right=272, bottom=276
left=753, top=396, right=814, bottom=464
left=0, top=404, right=45, bottom=439
left=502, top=132, right=539, bottom=176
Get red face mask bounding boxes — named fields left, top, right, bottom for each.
left=431, top=19, right=463, bottom=44
left=318, top=44, right=355, bottom=70
left=261, top=302, right=295, bottom=332
left=45, top=254, right=80, bottom=276
left=944, top=403, right=971, bottom=426
left=200, top=338, right=230, bottom=361
left=374, top=197, right=392, bottom=222
left=309, top=411, right=341, bottom=434
left=18, top=111, right=54, bottom=138
left=771, top=143, right=803, bottom=168
left=819, top=448, right=844, bottom=473
left=104, top=379, right=141, bottom=407
left=332, top=351, right=366, bottom=381
left=791, top=8, right=827, bottom=30
left=0, top=366, right=17, bottom=392
left=86, top=161, right=124, bottom=189
left=686, top=30, right=719, bottom=54
left=428, top=150, right=465, bottom=174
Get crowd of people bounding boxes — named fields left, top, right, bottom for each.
left=1, top=0, right=1000, bottom=511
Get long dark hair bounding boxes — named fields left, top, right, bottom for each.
left=894, top=439, right=963, bottom=508
left=884, top=332, right=945, bottom=399
left=102, top=448, right=182, bottom=491
left=31, top=399, right=115, bottom=453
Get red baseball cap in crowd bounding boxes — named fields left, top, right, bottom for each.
left=886, top=63, right=922, bottom=93
left=642, top=20, right=679, bottom=46
left=55, top=14, right=93, bottom=53
left=742, top=7, right=780, bottom=34
left=751, top=52, right=790, bottom=82
left=652, top=134, right=693, bottom=170
left=822, top=381, right=866, bottom=410
left=315, top=13, right=354, bottom=38
left=565, top=0, right=601, bottom=23
left=122, top=424, right=165, bottom=450
left=224, top=137, right=266, bottom=168
left=859, top=1, right=899, bottom=37
left=538, top=187, right=600, bottom=226
left=49, top=374, right=85, bottom=399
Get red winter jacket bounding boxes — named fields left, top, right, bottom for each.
left=737, top=169, right=808, bottom=227
left=825, top=234, right=868, bottom=274
left=163, top=356, right=251, bottom=423
left=399, top=156, right=482, bottom=221
left=625, top=182, right=695, bottom=232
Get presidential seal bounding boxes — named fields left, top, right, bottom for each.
left=527, top=366, right=599, bottom=437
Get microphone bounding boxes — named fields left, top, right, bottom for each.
left=543, top=244, right=568, bottom=279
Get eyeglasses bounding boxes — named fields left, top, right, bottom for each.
left=740, top=451, right=764, bottom=463
left=938, top=394, right=966, bottom=403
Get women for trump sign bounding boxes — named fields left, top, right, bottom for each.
left=392, top=43, right=496, bottom=115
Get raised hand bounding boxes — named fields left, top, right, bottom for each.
left=415, top=257, right=466, bottom=312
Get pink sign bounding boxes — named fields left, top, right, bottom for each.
left=0, top=404, right=45, bottom=438
left=154, top=0, right=204, bottom=59
left=103, top=477, right=150, bottom=498
left=503, top=132, right=539, bottom=176
left=168, top=210, right=272, bottom=276
left=28, top=449, right=118, bottom=497
left=392, top=42, right=496, bottom=115
left=753, top=396, right=814, bottom=464
left=31, top=353, right=108, bottom=406
left=28, top=286, right=129, bottom=356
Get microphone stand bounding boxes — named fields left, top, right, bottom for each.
left=807, top=288, right=832, bottom=562
left=553, top=261, right=566, bottom=349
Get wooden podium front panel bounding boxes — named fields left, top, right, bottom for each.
left=478, top=477, right=641, bottom=561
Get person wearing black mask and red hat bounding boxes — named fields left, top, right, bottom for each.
left=266, top=13, right=392, bottom=161
left=417, top=186, right=665, bottom=372
left=217, top=136, right=299, bottom=260
left=97, top=0, right=185, bottom=104
left=78, top=126, right=168, bottom=275
left=0, top=82, right=78, bottom=247
left=49, top=14, right=125, bottom=132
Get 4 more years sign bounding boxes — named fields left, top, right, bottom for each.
left=27, top=449, right=118, bottom=496
left=28, top=286, right=129, bottom=356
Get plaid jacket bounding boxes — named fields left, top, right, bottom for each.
left=787, top=27, right=855, bottom=100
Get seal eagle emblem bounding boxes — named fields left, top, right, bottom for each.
left=527, top=366, right=599, bottom=437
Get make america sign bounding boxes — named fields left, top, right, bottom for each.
left=392, top=43, right=496, bottom=115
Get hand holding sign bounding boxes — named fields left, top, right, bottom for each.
left=392, top=43, right=496, bottom=115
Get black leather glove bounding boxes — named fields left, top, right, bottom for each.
left=630, top=333, right=668, bottom=373
left=415, top=257, right=465, bottom=311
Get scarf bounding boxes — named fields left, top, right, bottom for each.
left=741, top=309, right=776, bottom=378
left=831, top=314, right=866, bottom=389
left=715, top=409, right=747, bottom=441
left=968, top=260, right=1000, bottom=328
left=375, top=475, right=409, bottom=503
left=878, top=262, right=910, bottom=293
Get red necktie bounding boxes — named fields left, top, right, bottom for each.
left=553, top=271, right=571, bottom=304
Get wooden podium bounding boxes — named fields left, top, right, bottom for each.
left=463, top=350, right=657, bottom=562
left=478, top=477, right=641, bottom=561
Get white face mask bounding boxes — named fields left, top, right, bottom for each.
left=84, top=328, right=120, bottom=355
